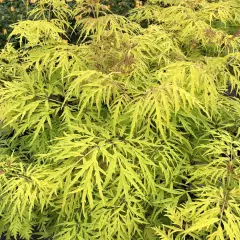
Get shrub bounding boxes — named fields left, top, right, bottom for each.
left=0, top=0, right=240, bottom=239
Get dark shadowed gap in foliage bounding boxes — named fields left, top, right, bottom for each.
left=0, top=226, right=52, bottom=240
left=225, top=84, right=240, bottom=99
left=0, top=0, right=30, bottom=49
left=0, top=234, right=52, bottom=240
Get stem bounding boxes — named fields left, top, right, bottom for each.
left=48, top=4, right=53, bottom=21
left=219, top=190, right=229, bottom=226
left=218, top=142, right=234, bottom=227
left=25, top=0, right=29, bottom=16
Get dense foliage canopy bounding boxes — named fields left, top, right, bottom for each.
left=0, top=0, right=135, bottom=48
left=0, top=0, right=240, bottom=239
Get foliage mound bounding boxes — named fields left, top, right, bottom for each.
left=0, top=0, right=240, bottom=239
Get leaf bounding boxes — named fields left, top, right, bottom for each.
left=184, top=218, right=219, bottom=234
